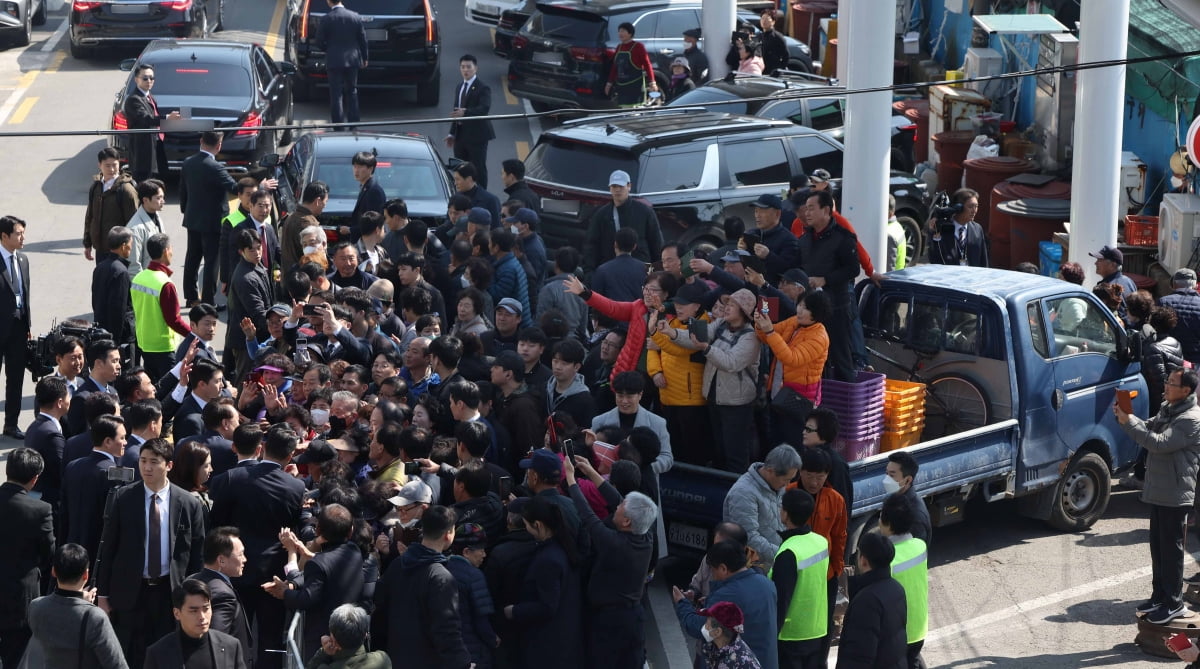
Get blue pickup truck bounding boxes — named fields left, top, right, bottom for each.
left=660, top=266, right=1150, bottom=555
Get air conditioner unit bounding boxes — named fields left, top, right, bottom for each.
left=1033, top=32, right=1078, bottom=170
left=1158, top=193, right=1200, bottom=274
left=963, top=47, right=1003, bottom=100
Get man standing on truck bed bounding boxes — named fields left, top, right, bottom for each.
left=582, top=170, right=664, bottom=274
left=796, top=190, right=859, bottom=382
left=1115, top=367, right=1200, bottom=625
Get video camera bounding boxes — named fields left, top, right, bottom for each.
left=931, top=191, right=964, bottom=237
left=26, top=319, right=114, bottom=381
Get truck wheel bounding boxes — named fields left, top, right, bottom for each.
left=846, top=513, right=879, bottom=565
left=897, top=215, right=923, bottom=264
left=1047, top=452, right=1111, bottom=531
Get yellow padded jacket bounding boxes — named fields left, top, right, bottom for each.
left=648, top=315, right=710, bottom=407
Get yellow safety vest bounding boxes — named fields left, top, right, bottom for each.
left=222, top=207, right=247, bottom=228
left=770, top=531, right=829, bottom=641
left=130, top=268, right=181, bottom=353
left=890, top=536, right=928, bottom=643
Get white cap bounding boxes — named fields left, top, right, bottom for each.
left=608, top=170, right=632, bottom=186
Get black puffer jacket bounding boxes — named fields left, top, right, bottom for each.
left=372, top=543, right=472, bottom=669
left=446, top=555, right=498, bottom=668
left=1139, top=323, right=1185, bottom=412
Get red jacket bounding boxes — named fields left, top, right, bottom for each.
left=608, top=41, right=656, bottom=85
left=585, top=290, right=650, bottom=385
left=148, top=261, right=192, bottom=337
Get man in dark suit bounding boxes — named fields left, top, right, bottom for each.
left=221, top=190, right=280, bottom=299
left=177, top=400, right=239, bottom=477
left=91, top=225, right=137, bottom=351
left=227, top=230, right=274, bottom=379
left=446, top=54, right=496, bottom=189
left=317, top=0, right=368, bottom=127
left=122, top=398, right=164, bottom=475
left=209, top=424, right=304, bottom=669
left=173, top=360, right=225, bottom=444
left=63, top=392, right=120, bottom=470
left=927, top=187, right=989, bottom=268
left=264, top=503, right=364, bottom=659
left=191, top=526, right=252, bottom=662
left=25, top=376, right=70, bottom=510
left=206, top=424, right=264, bottom=503
left=123, top=64, right=180, bottom=183
left=0, top=447, right=55, bottom=669
left=65, top=339, right=122, bottom=437
left=96, top=438, right=206, bottom=669
left=180, top=131, right=242, bottom=306
left=346, top=151, right=386, bottom=242
left=176, top=303, right=222, bottom=365
left=0, top=215, right=32, bottom=439
left=144, top=579, right=247, bottom=669
left=60, top=415, right=127, bottom=560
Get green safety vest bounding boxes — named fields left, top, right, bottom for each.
left=222, top=208, right=247, bottom=228
left=770, top=532, right=829, bottom=641
left=130, top=269, right=181, bottom=353
left=890, top=536, right=928, bottom=643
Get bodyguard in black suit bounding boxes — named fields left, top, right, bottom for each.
left=65, top=339, right=122, bottom=437
left=227, top=230, right=275, bottom=379
left=60, top=415, right=127, bottom=561
left=91, top=225, right=137, bottom=349
left=221, top=190, right=280, bottom=297
left=96, top=438, right=206, bottom=669
left=180, top=132, right=241, bottom=306
left=124, top=64, right=179, bottom=183
left=317, top=0, right=368, bottom=126
left=176, top=405, right=238, bottom=478
left=173, top=360, right=225, bottom=444
left=62, top=390, right=119, bottom=471
left=347, top=151, right=386, bottom=241
left=0, top=216, right=32, bottom=438
left=190, top=527, right=253, bottom=663
left=447, top=54, right=496, bottom=189
left=144, top=579, right=246, bottom=669
left=176, top=303, right=222, bottom=365
left=926, top=188, right=990, bottom=268
left=0, top=448, right=55, bottom=669
left=209, top=424, right=304, bottom=669
left=24, top=376, right=70, bottom=509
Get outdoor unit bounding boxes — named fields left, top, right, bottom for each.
left=1158, top=193, right=1200, bottom=274
left=927, top=84, right=990, bottom=167
left=963, top=47, right=1003, bottom=101
left=1033, top=32, right=1078, bottom=170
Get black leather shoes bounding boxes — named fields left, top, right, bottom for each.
left=3, top=426, right=25, bottom=440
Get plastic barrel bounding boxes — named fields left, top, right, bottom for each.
left=895, top=100, right=930, bottom=163
left=962, top=156, right=1037, bottom=231
left=932, top=131, right=975, bottom=192
left=989, top=179, right=1071, bottom=269
left=1038, top=241, right=1063, bottom=277
left=998, top=198, right=1072, bottom=270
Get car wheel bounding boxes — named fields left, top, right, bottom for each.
left=69, top=38, right=90, bottom=59
left=416, top=73, right=440, bottom=107
left=280, top=99, right=295, bottom=146
left=31, top=0, right=45, bottom=26
left=14, top=2, right=32, bottom=47
left=897, top=214, right=924, bottom=263
left=1047, top=451, right=1111, bottom=531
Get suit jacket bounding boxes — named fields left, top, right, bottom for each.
left=61, top=451, right=119, bottom=559
left=25, top=414, right=66, bottom=505
left=192, top=568, right=252, bottom=659
left=63, top=431, right=96, bottom=473
left=180, top=150, right=239, bottom=232
left=450, top=78, right=496, bottom=144
left=0, top=482, right=54, bottom=628
left=123, top=91, right=163, bottom=177
left=928, top=220, right=989, bottom=268
left=144, top=628, right=247, bottom=669
left=318, top=4, right=369, bottom=69
left=92, top=253, right=135, bottom=345
left=221, top=218, right=280, bottom=287
left=178, top=430, right=237, bottom=477
left=95, top=481, right=206, bottom=612
left=280, top=205, right=320, bottom=272
left=227, top=261, right=273, bottom=354
left=173, top=394, right=206, bottom=444
left=175, top=332, right=220, bottom=366
left=66, top=377, right=117, bottom=437
left=350, top=177, right=387, bottom=238
left=27, top=591, right=127, bottom=669
left=0, top=247, right=31, bottom=340
left=208, top=462, right=304, bottom=584
left=284, top=541, right=365, bottom=658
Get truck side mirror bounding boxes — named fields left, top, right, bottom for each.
left=1114, top=326, right=1141, bottom=364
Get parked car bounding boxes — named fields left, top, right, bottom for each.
left=507, top=0, right=812, bottom=110
left=260, top=131, right=453, bottom=243
left=70, top=0, right=221, bottom=58
left=1, top=0, right=45, bottom=47
left=522, top=108, right=928, bottom=255
left=285, top=0, right=440, bottom=105
left=465, top=0, right=524, bottom=27
left=110, top=39, right=295, bottom=173
left=493, top=0, right=533, bottom=58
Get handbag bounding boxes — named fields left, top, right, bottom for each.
left=770, top=384, right=814, bottom=421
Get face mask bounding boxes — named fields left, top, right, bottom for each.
left=510, top=225, right=520, bottom=235
left=310, top=408, right=330, bottom=426
left=701, top=626, right=715, bottom=643
left=460, top=274, right=471, bottom=288
left=881, top=475, right=902, bottom=495
left=399, top=516, right=419, bottom=529
left=303, top=245, right=318, bottom=256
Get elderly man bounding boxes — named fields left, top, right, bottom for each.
left=280, top=182, right=328, bottom=271
left=1159, top=268, right=1200, bottom=368
left=722, top=444, right=802, bottom=570
left=746, top=193, right=799, bottom=284
left=307, top=604, right=390, bottom=668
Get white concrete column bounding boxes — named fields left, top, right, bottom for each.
left=1069, top=0, right=1130, bottom=285
left=839, top=0, right=896, bottom=273
left=702, top=0, right=736, bottom=80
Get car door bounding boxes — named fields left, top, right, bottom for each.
left=644, top=8, right=699, bottom=74
left=786, top=133, right=843, bottom=181
left=718, top=136, right=790, bottom=224
left=253, top=48, right=282, bottom=124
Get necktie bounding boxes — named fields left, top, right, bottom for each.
left=458, top=81, right=467, bottom=109
left=259, top=225, right=269, bottom=268
left=148, top=493, right=162, bottom=578
left=9, top=253, right=21, bottom=310
left=147, top=93, right=164, bottom=140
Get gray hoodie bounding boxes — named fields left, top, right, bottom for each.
left=537, top=272, right=588, bottom=342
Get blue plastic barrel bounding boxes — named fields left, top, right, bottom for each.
left=1038, top=241, right=1063, bottom=277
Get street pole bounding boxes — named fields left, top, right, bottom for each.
left=1069, top=0, right=1130, bottom=285
left=702, top=0, right=736, bottom=80
left=839, top=0, right=895, bottom=273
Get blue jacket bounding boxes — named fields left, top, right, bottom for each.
left=489, top=253, right=532, bottom=327
left=446, top=555, right=498, bottom=668
left=675, top=568, right=778, bottom=669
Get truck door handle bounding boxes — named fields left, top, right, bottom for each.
left=1051, top=389, right=1064, bottom=410
left=659, top=49, right=675, bottom=55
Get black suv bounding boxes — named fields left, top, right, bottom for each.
left=523, top=109, right=929, bottom=256
left=285, top=0, right=440, bottom=105
left=507, top=0, right=812, bottom=109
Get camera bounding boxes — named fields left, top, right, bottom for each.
left=106, top=467, right=135, bottom=484
left=404, top=461, right=421, bottom=477
left=931, top=191, right=963, bottom=223
left=26, top=319, right=114, bottom=381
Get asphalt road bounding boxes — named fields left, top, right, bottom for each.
left=0, top=1, right=1195, bottom=667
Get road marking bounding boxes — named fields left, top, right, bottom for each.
left=0, top=71, right=40, bottom=126
left=9, top=97, right=38, bottom=124
left=264, top=0, right=287, bottom=58
left=515, top=140, right=528, bottom=160
left=44, top=51, right=66, bottom=73
left=503, top=78, right=517, bottom=106
left=40, top=18, right=68, bottom=52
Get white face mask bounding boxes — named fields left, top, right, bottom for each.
left=310, top=408, right=330, bottom=426
left=303, top=245, right=318, bottom=256
left=701, top=626, right=716, bottom=643
left=509, top=225, right=520, bottom=235
left=399, top=516, right=419, bottom=529
left=881, top=474, right=902, bottom=495
left=460, top=274, right=471, bottom=288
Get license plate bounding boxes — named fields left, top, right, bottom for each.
left=532, top=51, right=562, bottom=66
left=111, top=3, right=150, bottom=13
left=365, top=28, right=388, bottom=41
left=540, top=198, right=578, bottom=215
left=668, top=522, right=709, bottom=552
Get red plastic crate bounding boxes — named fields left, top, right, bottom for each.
left=1124, top=215, right=1159, bottom=247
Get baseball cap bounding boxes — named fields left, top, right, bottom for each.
left=673, top=281, right=708, bottom=306
left=329, top=439, right=358, bottom=454
left=492, top=350, right=526, bottom=382
left=671, top=56, right=691, bottom=71
left=1088, top=245, right=1123, bottom=265
left=1174, top=268, right=1197, bottom=282
left=698, top=601, right=745, bottom=633
left=507, top=497, right=530, bottom=515
left=779, top=268, right=810, bottom=286
left=750, top=193, right=783, bottom=210
left=254, top=364, right=284, bottom=374
left=609, top=170, right=632, bottom=187
left=452, top=522, right=488, bottom=549
left=467, top=207, right=493, bottom=228
left=519, top=448, right=562, bottom=478
left=504, top=207, right=539, bottom=228
left=810, top=168, right=832, bottom=184
left=267, top=303, right=291, bottom=317
left=294, top=438, right=336, bottom=465
left=497, top=297, right=524, bottom=316
left=366, top=278, right=395, bottom=302
left=387, top=480, right=433, bottom=507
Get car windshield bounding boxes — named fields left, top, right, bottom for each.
left=146, top=64, right=253, bottom=98
left=525, top=9, right=604, bottom=42
left=526, top=139, right=638, bottom=192
left=667, top=87, right=748, bottom=114
left=315, top=158, right=445, bottom=201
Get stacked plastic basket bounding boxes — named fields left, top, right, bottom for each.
left=881, top=379, right=926, bottom=451
left=820, top=371, right=886, bottom=461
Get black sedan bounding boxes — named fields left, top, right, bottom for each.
left=110, top=40, right=295, bottom=174
left=70, top=0, right=223, bottom=59
left=261, top=131, right=453, bottom=242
